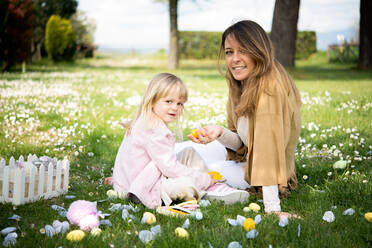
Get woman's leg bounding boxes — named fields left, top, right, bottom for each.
left=176, top=146, right=208, bottom=172
left=207, top=161, right=250, bottom=190
left=175, top=141, right=249, bottom=190
left=175, top=140, right=227, bottom=165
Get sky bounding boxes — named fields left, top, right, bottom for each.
left=78, top=0, right=360, bottom=52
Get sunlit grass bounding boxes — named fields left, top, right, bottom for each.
left=0, top=52, right=371, bottom=247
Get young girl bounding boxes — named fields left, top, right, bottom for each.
left=111, top=73, right=218, bottom=209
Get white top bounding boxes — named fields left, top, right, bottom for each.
left=217, top=116, right=281, bottom=212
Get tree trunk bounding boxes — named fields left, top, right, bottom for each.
left=168, top=0, right=179, bottom=69
left=270, top=0, right=300, bottom=67
left=358, top=0, right=372, bottom=69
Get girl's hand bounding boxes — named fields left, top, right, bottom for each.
left=209, top=178, right=218, bottom=187
left=187, top=125, right=223, bottom=144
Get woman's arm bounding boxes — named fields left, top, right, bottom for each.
left=187, top=125, right=243, bottom=151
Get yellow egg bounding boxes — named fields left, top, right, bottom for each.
left=243, top=207, right=251, bottom=213
left=106, top=189, right=118, bottom=198
left=191, top=129, right=199, bottom=138
left=175, top=227, right=189, bottom=238
left=143, top=212, right=156, bottom=224
left=365, top=212, right=372, bottom=222
left=208, top=171, right=223, bottom=180
left=90, top=228, right=102, bottom=236
left=66, top=230, right=85, bottom=241
left=249, top=203, right=261, bottom=212
left=243, top=218, right=255, bottom=232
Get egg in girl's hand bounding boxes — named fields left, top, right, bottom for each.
left=191, top=129, right=199, bottom=138
left=208, top=171, right=223, bottom=180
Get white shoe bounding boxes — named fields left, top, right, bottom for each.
left=204, top=183, right=249, bottom=204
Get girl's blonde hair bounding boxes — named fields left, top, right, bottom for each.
left=218, top=20, right=301, bottom=116
left=125, top=73, right=188, bottom=133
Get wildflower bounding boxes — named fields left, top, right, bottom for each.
left=303, top=175, right=308, bottom=180
left=327, top=172, right=332, bottom=176
left=74, top=151, right=79, bottom=156
left=88, top=192, right=93, bottom=196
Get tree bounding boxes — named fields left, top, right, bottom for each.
left=45, top=15, right=76, bottom=62
left=70, top=10, right=96, bottom=47
left=70, top=10, right=97, bottom=58
left=270, top=0, right=300, bottom=67
left=0, top=0, right=35, bottom=71
left=359, top=0, right=372, bottom=69
left=31, top=0, right=78, bottom=61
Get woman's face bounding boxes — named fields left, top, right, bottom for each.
left=224, top=34, right=254, bottom=81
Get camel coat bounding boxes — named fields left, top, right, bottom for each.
left=226, top=78, right=301, bottom=193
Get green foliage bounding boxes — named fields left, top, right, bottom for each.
left=0, top=0, right=34, bottom=71
left=179, top=31, right=221, bottom=59
left=296, top=31, right=317, bottom=60
left=70, top=10, right=97, bottom=58
left=45, top=15, right=77, bottom=62
left=179, top=31, right=317, bottom=60
left=0, top=53, right=371, bottom=247
left=32, top=0, right=78, bottom=60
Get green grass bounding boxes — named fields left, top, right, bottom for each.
left=0, top=51, right=371, bottom=247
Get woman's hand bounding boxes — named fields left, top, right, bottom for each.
left=187, top=125, right=223, bottom=144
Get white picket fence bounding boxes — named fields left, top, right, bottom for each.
left=0, top=155, right=69, bottom=205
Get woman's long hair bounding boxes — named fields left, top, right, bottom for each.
left=218, top=20, right=301, bottom=116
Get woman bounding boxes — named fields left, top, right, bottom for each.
left=184, top=20, right=302, bottom=218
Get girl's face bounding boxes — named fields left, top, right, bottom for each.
left=153, top=89, right=185, bottom=125
left=224, top=34, right=254, bottom=81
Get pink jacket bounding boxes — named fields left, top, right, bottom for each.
left=112, top=117, right=211, bottom=209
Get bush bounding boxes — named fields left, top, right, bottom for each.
left=296, top=31, right=317, bottom=60
left=179, top=31, right=317, bottom=60
left=179, top=31, right=221, bottom=59
left=45, top=15, right=77, bottom=62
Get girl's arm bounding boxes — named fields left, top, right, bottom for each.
left=146, top=131, right=211, bottom=190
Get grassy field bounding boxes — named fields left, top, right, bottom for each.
left=0, top=52, right=371, bottom=247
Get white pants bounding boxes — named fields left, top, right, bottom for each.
left=175, top=141, right=250, bottom=190
left=175, top=140, right=281, bottom=212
